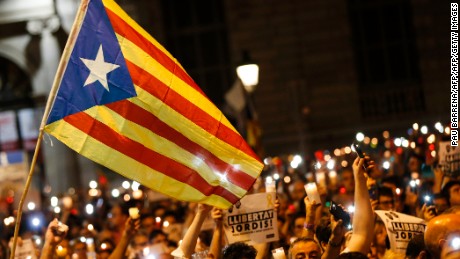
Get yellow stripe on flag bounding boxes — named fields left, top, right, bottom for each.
left=46, top=119, right=234, bottom=209
left=115, top=34, right=239, bottom=135
left=102, top=0, right=186, bottom=72
left=84, top=105, right=247, bottom=197
left=131, top=86, right=263, bottom=178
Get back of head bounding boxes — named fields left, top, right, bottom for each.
left=337, top=252, right=368, bottom=259
left=222, top=242, right=257, bottom=259
left=315, top=216, right=332, bottom=244
left=425, top=214, right=460, bottom=258
left=406, top=234, right=430, bottom=259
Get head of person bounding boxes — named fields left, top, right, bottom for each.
left=150, top=229, right=168, bottom=246
left=290, top=179, right=307, bottom=202
left=315, top=216, right=332, bottom=251
left=108, top=202, right=129, bottom=231
left=373, top=220, right=388, bottom=251
left=407, top=152, right=424, bottom=173
left=131, top=230, right=150, bottom=253
left=424, top=214, right=460, bottom=259
left=293, top=214, right=306, bottom=238
left=96, top=239, right=115, bottom=259
left=337, top=252, right=369, bottom=259
left=442, top=181, right=460, bottom=207
left=377, top=186, right=395, bottom=211
left=288, top=237, right=321, bottom=259
left=141, top=214, right=157, bottom=236
left=406, top=234, right=430, bottom=259
left=339, top=169, right=355, bottom=193
left=440, top=232, right=460, bottom=259
left=433, top=193, right=449, bottom=215
left=222, top=242, right=257, bottom=259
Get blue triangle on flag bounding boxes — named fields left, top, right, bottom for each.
left=47, top=0, right=136, bottom=124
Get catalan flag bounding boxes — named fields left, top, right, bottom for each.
left=43, top=0, right=263, bottom=209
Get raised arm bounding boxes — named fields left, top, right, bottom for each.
left=208, top=207, right=224, bottom=259
left=301, top=197, right=321, bottom=239
left=345, top=156, right=375, bottom=255
left=108, top=217, right=140, bottom=259
left=178, top=204, right=212, bottom=258
left=40, top=219, right=68, bottom=259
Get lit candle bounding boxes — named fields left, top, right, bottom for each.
left=316, top=171, right=326, bottom=187
left=62, top=196, right=73, bottom=209
left=304, top=183, right=322, bottom=204
left=56, top=245, right=68, bottom=257
left=129, top=207, right=140, bottom=219
left=272, top=247, right=286, bottom=259
left=265, top=177, right=276, bottom=193
left=329, top=170, right=337, bottom=187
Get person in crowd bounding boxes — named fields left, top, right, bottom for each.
left=376, top=186, right=396, bottom=211
left=441, top=181, right=460, bottom=207
left=333, top=168, right=355, bottom=209
left=405, top=234, right=429, bottom=259
left=424, top=213, right=460, bottom=259
left=369, top=220, right=389, bottom=258
left=129, top=230, right=150, bottom=257
left=288, top=237, right=321, bottom=259
left=433, top=193, right=449, bottom=215
left=96, top=238, right=116, bottom=259
left=338, top=155, right=375, bottom=258
left=106, top=202, right=130, bottom=244
left=107, top=215, right=140, bottom=259
left=222, top=242, right=257, bottom=259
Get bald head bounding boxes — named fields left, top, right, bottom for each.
left=424, top=214, right=460, bottom=259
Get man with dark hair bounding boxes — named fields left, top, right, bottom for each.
left=377, top=186, right=395, bottom=211
left=406, top=234, right=430, bottom=259
left=222, top=242, right=257, bottom=259
left=441, top=180, right=460, bottom=207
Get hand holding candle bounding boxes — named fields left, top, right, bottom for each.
left=304, top=183, right=322, bottom=204
left=129, top=207, right=140, bottom=219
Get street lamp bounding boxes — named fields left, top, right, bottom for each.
left=236, top=51, right=259, bottom=93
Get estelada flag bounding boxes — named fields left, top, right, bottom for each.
left=43, top=0, right=263, bottom=209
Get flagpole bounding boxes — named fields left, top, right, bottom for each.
left=9, top=0, right=90, bottom=258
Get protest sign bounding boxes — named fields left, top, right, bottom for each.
left=439, top=141, right=460, bottom=177
left=223, top=192, right=278, bottom=244
left=9, top=238, right=37, bottom=259
left=375, top=210, right=426, bottom=254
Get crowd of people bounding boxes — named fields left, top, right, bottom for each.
left=1, top=134, right=460, bottom=258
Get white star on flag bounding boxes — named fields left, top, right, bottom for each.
left=80, top=44, right=120, bottom=91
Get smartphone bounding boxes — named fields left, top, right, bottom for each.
left=352, top=142, right=368, bottom=171
left=368, top=185, right=378, bottom=200
left=329, top=201, right=351, bottom=229
left=423, top=195, right=437, bottom=215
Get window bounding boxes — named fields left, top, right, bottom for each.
left=348, top=0, right=425, bottom=119
left=161, top=0, right=232, bottom=106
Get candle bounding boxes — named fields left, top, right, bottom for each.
left=316, top=171, right=326, bottom=187
left=62, top=196, right=73, bottom=209
left=56, top=245, right=68, bottom=257
left=304, top=183, right=322, bottom=204
left=129, top=207, right=140, bottom=219
left=265, top=177, right=276, bottom=193
left=272, top=247, right=286, bottom=259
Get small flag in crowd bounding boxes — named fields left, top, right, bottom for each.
left=43, top=0, right=263, bottom=209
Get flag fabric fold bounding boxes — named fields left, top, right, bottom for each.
left=44, top=0, right=263, bottom=209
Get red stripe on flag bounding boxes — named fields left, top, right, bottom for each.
left=104, top=8, right=205, bottom=96
left=63, top=112, right=240, bottom=203
left=125, top=60, right=260, bottom=162
left=106, top=100, right=256, bottom=190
